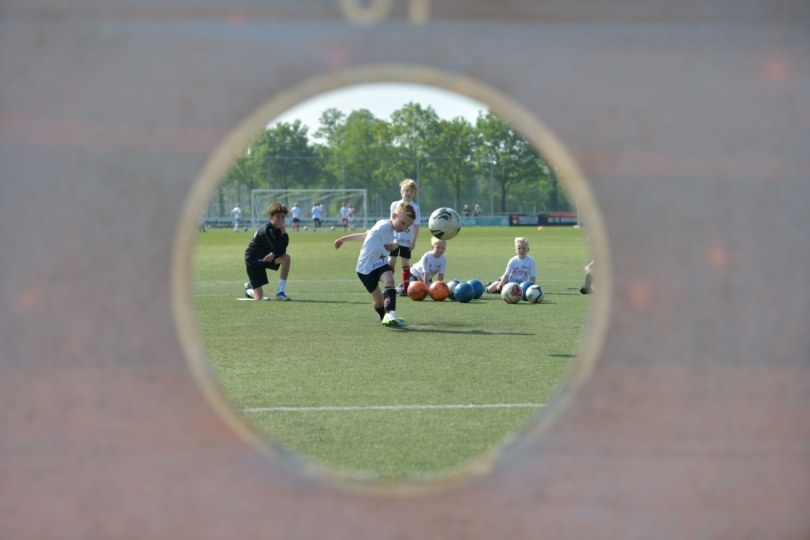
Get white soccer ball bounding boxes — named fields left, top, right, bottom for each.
left=525, top=284, right=545, bottom=303
left=501, top=282, right=522, bottom=304
left=428, top=207, right=462, bottom=240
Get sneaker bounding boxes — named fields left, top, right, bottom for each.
left=580, top=286, right=593, bottom=295
left=275, top=291, right=291, bottom=301
left=395, top=283, right=406, bottom=296
left=244, top=283, right=252, bottom=299
left=382, top=312, right=406, bottom=328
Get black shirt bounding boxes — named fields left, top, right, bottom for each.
left=244, top=222, right=288, bottom=266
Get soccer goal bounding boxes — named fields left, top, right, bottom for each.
left=250, top=188, right=368, bottom=230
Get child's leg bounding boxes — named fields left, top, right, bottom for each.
left=248, top=285, right=263, bottom=300
left=381, top=270, right=397, bottom=313
left=401, top=257, right=411, bottom=293
left=370, top=288, right=385, bottom=319
left=581, top=260, right=594, bottom=294
left=277, top=254, right=291, bottom=293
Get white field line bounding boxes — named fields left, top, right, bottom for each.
left=242, top=403, right=545, bottom=413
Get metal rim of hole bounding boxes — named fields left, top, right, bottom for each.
left=171, top=63, right=612, bottom=497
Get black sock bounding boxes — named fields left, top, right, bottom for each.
left=375, top=306, right=386, bottom=320
left=383, top=286, right=397, bottom=313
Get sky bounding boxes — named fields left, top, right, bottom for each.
left=268, top=83, right=488, bottom=140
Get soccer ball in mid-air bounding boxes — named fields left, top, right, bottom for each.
left=428, top=207, right=462, bottom=240
left=429, top=281, right=450, bottom=301
left=525, top=284, right=545, bottom=303
left=501, top=282, right=523, bottom=304
left=407, top=281, right=429, bottom=301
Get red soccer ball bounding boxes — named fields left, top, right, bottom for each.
left=407, top=281, right=429, bottom=301
left=429, top=281, right=450, bottom=301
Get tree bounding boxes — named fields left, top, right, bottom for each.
left=253, top=120, right=321, bottom=190
left=424, top=117, right=476, bottom=209
left=474, top=113, right=544, bottom=213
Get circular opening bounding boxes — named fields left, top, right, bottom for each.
left=173, top=64, right=610, bottom=495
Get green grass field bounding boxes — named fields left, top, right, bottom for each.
left=192, top=224, right=592, bottom=480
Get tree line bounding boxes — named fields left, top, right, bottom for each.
left=217, top=103, right=572, bottom=217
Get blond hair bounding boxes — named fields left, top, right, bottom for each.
left=514, top=237, right=529, bottom=248
left=394, top=201, right=416, bottom=220
left=399, top=178, right=417, bottom=195
left=430, top=236, right=447, bottom=248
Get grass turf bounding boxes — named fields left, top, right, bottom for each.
left=192, top=224, right=592, bottom=480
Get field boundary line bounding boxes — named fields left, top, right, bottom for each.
left=242, top=403, right=545, bottom=413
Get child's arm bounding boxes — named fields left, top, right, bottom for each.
left=410, top=224, right=419, bottom=249
left=334, top=232, right=367, bottom=249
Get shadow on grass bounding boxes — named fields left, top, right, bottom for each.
left=238, top=298, right=369, bottom=305
left=404, top=325, right=532, bottom=336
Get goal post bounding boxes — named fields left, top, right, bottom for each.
left=250, top=188, right=368, bottom=230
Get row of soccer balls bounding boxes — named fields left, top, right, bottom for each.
left=408, top=279, right=545, bottom=304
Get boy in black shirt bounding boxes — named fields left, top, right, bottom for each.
left=244, top=203, right=292, bottom=301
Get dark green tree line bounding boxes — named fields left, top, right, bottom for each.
left=222, top=104, right=571, bottom=216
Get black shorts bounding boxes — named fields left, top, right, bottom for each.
left=357, top=265, right=392, bottom=293
left=246, top=260, right=280, bottom=289
left=389, top=245, right=412, bottom=259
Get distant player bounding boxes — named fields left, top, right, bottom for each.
left=486, top=237, right=537, bottom=294
left=334, top=201, right=416, bottom=327
left=388, top=178, right=421, bottom=296
left=311, top=202, right=322, bottom=232
left=290, top=202, right=301, bottom=232
left=339, top=203, right=350, bottom=230
left=347, top=204, right=356, bottom=230
left=231, top=203, right=242, bottom=232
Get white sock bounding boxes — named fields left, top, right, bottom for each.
left=278, top=279, right=286, bottom=293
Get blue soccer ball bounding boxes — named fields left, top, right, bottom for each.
left=520, top=280, right=535, bottom=301
left=467, top=279, right=485, bottom=299
left=453, top=282, right=475, bottom=303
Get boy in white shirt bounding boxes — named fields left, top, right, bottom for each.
left=334, top=201, right=416, bottom=327
left=486, top=237, right=537, bottom=294
left=388, top=179, right=421, bottom=296
left=409, top=237, right=447, bottom=285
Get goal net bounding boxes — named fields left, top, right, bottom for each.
left=250, top=189, right=368, bottom=230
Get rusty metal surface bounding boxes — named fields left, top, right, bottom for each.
left=2, top=1, right=809, bottom=539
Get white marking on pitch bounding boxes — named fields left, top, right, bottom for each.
left=243, top=403, right=545, bottom=413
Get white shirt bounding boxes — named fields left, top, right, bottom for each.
left=503, top=255, right=536, bottom=283
left=356, top=219, right=395, bottom=274
left=411, top=251, right=446, bottom=282
left=291, top=206, right=301, bottom=220
left=311, top=205, right=322, bottom=219
left=231, top=206, right=241, bottom=220
left=389, top=199, right=420, bottom=246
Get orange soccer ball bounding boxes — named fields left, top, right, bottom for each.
left=429, top=280, right=450, bottom=301
left=407, top=281, right=429, bottom=301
